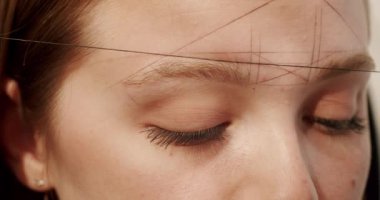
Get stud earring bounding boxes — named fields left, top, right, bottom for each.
left=35, top=179, right=46, bottom=187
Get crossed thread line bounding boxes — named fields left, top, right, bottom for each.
left=0, top=36, right=379, bottom=74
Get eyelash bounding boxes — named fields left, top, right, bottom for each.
left=143, top=122, right=230, bottom=148
left=303, top=116, right=365, bottom=134
left=144, top=115, right=365, bottom=148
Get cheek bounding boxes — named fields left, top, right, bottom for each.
left=306, top=131, right=371, bottom=199
left=46, top=86, right=226, bottom=199
left=47, top=116, right=168, bottom=198
left=47, top=119, right=232, bottom=199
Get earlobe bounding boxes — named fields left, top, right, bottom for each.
left=1, top=79, right=53, bottom=192
left=18, top=133, right=53, bottom=192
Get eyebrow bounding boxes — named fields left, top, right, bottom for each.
left=124, top=53, right=375, bottom=86
left=126, top=61, right=252, bottom=86
left=315, top=54, right=374, bottom=80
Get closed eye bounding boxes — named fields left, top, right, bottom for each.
left=142, top=122, right=230, bottom=148
left=303, top=116, right=365, bottom=134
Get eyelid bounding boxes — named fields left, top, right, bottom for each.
left=143, top=122, right=230, bottom=148
left=302, top=77, right=367, bottom=126
left=303, top=115, right=366, bottom=135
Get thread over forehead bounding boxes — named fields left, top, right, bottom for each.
left=0, top=0, right=17, bottom=76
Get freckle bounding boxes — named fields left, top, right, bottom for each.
left=351, top=179, right=356, bottom=188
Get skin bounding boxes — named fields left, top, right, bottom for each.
left=13, top=0, right=373, bottom=199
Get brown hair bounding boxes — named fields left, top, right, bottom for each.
left=0, top=0, right=372, bottom=198
left=1, top=0, right=95, bottom=122
left=0, top=0, right=94, bottom=198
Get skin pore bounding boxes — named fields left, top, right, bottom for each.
left=9, top=0, right=373, bottom=199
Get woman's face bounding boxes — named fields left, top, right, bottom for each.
left=43, top=0, right=372, bottom=199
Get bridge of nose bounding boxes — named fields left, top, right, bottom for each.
left=223, top=109, right=319, bottom=200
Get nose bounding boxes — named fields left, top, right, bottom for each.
left=267, top=133, right=319, bottom=200
left=228, top=123, right=319, bottom=200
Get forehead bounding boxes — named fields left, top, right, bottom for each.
left=81, top=0, right=369, bottom=84
left=87, top=0, right=367, bottom=53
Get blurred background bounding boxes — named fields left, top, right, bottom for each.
left=368, top=0, right=380, bottom=195
left=369, top=0, right=380, bottom=123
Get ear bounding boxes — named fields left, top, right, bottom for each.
left=1, top=79, right=53, bottom=192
